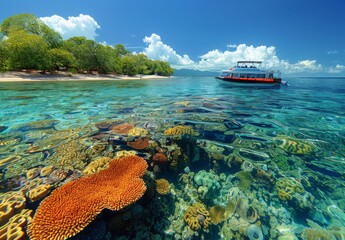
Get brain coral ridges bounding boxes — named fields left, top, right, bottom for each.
left=27, top=155, right=148, bottom=240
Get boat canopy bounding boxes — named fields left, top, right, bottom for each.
left=237, top=61, right=262, bottom=64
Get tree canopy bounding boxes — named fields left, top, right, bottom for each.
left=0, top=13, right=174, bottom=76
left=1, top=13, right=62, bottom=48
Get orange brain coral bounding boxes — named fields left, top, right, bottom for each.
left=27, top=155, right=148, bottom=240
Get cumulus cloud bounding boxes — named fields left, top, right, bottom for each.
left=198, top=44, right=281, bottom=71
left=328, top=64, right=345, bottom=73
left=143, top=33, right=195, bottom=68
left=143, top=33, right=343, bottom=74
left=40, top=14, right=100, bottom=40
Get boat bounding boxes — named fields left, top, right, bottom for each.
left=215, top=61, right=284, bottom=87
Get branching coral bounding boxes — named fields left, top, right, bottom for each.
left=27, top=155, right=148, bottom=240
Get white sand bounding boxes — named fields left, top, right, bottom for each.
left=0, top=71, right=169, bottom=82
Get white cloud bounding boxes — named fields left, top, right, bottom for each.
left=40, top=14, right=100, bottom=40
left=142, top=33, right=344, bottom=74
left=227, top=44, right=238, bottom=49
left=198, top=44, right=281, bottom=71
left=327, top=50, right=338, bottom=55
left=143, top=33, right=195, bottom=68
left=328, top=64, right=345, bottom=73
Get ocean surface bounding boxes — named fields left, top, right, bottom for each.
left=0, top=76, right=344, bottom=239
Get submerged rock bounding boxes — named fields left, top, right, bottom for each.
left=0, top=126, right=8, bottom=133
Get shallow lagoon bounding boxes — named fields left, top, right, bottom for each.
left=0, top=77, right=344, bottom=239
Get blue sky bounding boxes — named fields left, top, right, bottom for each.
left=1, top=0, right=345, bottom=75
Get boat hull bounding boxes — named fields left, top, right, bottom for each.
left=215, top=76, right=281, bottom=87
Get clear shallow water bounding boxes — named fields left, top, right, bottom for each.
left=0, top=77, right=344, bottom=239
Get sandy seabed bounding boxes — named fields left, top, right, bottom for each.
left=0, top=71, right=169, bottom=82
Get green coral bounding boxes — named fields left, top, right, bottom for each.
left=273, top=155, right=290, bottom=171
left=12, top=119, right=59, bottom=132
left=235, top=171, right=254, bottom=190
left=301, top=228, right=336, bottom=240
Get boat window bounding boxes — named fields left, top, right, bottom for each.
left=233, top=73, right=239, bottom=78
left=248, top=74, right=256, bottom=78
left=257, top=74, right=265, bottom=78
left=240, top=73, right=246, bottom=78
left=269, top=73, right=273, bottom=78
left=220, top=72, right=229, bottom=77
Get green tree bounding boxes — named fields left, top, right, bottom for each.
left=113, top=44, right=130, bottom=58
left=134, top=54, right=151, bottom=75
left=48, top=48, right=76, bottom=70
left=120, top=55, right=138, bottom=76
left=0, top=40, right=10, bottom=71
left=62, top=37, right=98, bottom=72
left=94, top=44, right=119, bottom=73
left=0, top=13, right=62, bottom=48
left=152, top=60, right=174, bottom=76
left=3, top=30, right=50, bottom=70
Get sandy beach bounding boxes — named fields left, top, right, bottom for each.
left=0, top=71, right=169, bottom=82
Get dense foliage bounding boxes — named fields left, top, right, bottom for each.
left=0, top=14, right=174, bottom=76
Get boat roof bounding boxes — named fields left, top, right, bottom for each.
left=231, top=68, right=265, bottom=73
left=237, top=61, right=262, bottom=64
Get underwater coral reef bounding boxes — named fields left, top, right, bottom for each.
left=1, top=78, right=345, bottom=239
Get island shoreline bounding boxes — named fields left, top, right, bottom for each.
left=0, top=71, right=170, bottom=82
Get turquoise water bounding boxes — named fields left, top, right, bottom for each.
left=0, top=77, right=345, bottom=239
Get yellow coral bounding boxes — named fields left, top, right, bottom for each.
left=184, top=203, right=211, bottom=231
left=128, top=127, right=148, bottom=137
left=26, top=168, right=40, bottom=180
left=174, top=101, right=190, bottom=106
left=47, top=140, right=88, bottom=170
left=115, top=150, right=137, bottom=158
left=155, top=179, right=171, bottom=195
left=276, top=177, right=304, bottom=195
left=40, top=166, right=54, bottom=177
left=0, top=191, right=26, bottom=226
left=277, top=137, right=315, bottom=155
left=0, top=209, right=33, bottom=240
left=83, top=157, right=112, bottom=175
left=164, top=125, right=195, bottom=136
left=0, top=155, right=20, bottom=168
left=0, top=202, right=14, bottom=225
left=27, top=184, right=52, bottom=202
left=278, top=190, right=292, bottom=201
